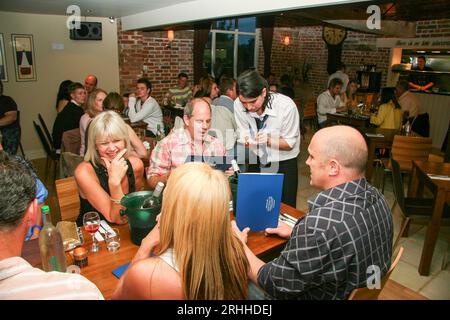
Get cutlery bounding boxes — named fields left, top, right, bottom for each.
left=279, top=216, right=295, bottom=228
left=281, top=213, right=297, bottom=224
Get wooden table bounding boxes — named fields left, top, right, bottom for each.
left=326, top=112, right=371, bottom=128
left=408, top=160, right=450, bottom=276
left=360, top=128, right=401, bottom=181
left=162, top=105, right=184, bottom=119
left=22, top=203, right=304, bottom=299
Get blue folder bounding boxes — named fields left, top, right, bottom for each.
left=112, top=262, right=130, bottom=279
left=235, top=173, right=284, bottom=232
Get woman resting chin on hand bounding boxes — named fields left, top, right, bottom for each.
left=74, top=111, right=144, bottom=226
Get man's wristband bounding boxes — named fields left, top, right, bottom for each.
left=26, top=225, right=42, bottom=241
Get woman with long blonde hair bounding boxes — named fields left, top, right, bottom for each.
left=75, top=111, right=143, bottom=226
left=112, top=162, right=249, bottom=300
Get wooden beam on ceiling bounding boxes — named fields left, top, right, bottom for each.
left=324, top=19, right=416, bottom=37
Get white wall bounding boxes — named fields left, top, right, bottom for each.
left=0, top=12, right=120, bottom=159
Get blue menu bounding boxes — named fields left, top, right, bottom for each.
left=235, top=173, right=284, bottom=232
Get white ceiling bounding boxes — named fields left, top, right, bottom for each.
left=0, top=0, right=193, bottom=18
left=0, top=0, right=370, bottom=30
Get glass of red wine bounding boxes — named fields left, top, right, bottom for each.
left=83, top=211, right=101, bottom=253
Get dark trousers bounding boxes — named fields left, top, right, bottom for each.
left=1, top=126, right=21, bottom=155
left=248, top=157, right=298, bottom=208
left=145, top=130, right=156, bottom=138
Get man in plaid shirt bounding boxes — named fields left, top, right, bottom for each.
left=147, top=98, right=227, bottom=189
left=233, top=125, right=393, bottom=299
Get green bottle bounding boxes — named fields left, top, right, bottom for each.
left=39, top=206, right=67, bottom=272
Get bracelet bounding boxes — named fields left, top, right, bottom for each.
left=31, top=225, right=42, bottom=232
left=25, top=225, right=42, bottom=241
left=110, top=197, right=123, bottom=204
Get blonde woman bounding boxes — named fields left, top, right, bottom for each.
left=74, top=111, right=144, bottom=226
left=79, top=88, right=107, bottom=156
left=112, top=162, right=249, bottom=300
left=103, top=92, right=148, bottom=159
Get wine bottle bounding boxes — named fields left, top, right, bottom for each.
left=142, top=182, right=165, bottom=209
left=156, top=124, right=165, bottom=141
left=228, top=160, right=240, bottom=212
left=39, top=206, right=67, bottom=272
left=405, top=120, right=411, bottom=135
left=231, top=159, right=241, bottom=179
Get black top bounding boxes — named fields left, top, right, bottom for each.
left=257, top=178, right=393, bottom=300
left=279, top=86, right=295, bottom=100
left=76, top=159, right=136, bottom=226
left=51, top=101, right=84, bottom=149
left=408, top=66, right=436, bottom=87
left=0, top=95, right=19, bottom=129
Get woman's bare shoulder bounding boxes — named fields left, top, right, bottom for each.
left=74, top=161, right=94, bottom=178
left=128, top=155, right=144, bottom=170
left=125, top=257, right=182, bottom=299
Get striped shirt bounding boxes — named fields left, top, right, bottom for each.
left=168, top=86, right=192, bottom=106
left=0, top=257, right=104, bottom=300
left=257, top=178, right=393, bottom=300
left=147, top=128, right=226, bottom=178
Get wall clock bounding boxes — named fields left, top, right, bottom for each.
left=323, top=26, right=347, bottom=46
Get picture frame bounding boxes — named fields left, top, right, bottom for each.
left=0, top=33, right=7, bottom=82
left=11, top=34, right=37, bottom=81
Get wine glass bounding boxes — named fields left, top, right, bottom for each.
left=83, top=211, right=101, bottom=253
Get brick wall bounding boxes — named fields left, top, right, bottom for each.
left=269, top=20, right=390, bottom=97
left=117, top=18, right=449, bottom=102
left=416, top=19, right=450, bottom=38
left=118, top=19, right=194, bottom=102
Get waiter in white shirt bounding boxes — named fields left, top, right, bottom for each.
left=234, top=70, right=300, bottom=208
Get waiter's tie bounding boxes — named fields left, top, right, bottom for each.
left=254, top=115, right=269, bottom=166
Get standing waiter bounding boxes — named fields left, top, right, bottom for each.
left=234, top=69, right=300, bottom=208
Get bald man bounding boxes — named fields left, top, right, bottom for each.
left=84, top=75, right=98, bottom=94
left=233, top=125, right=393, bottom=300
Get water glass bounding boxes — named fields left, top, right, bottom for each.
left=105, top=228, right=121, bottom=252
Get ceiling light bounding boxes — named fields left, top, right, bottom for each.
left=109, top=17, right=115, bottom=23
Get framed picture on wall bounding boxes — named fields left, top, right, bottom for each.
left=11, top=34, right=37, bottom=81
left=0, top=33, right=8, bottom=81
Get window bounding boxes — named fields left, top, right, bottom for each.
left=203, top=17, right=258, bottom=80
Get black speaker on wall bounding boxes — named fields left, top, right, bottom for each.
left=70, top=22, right=102, bottom=40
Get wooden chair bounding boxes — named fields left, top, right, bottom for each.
left=38, top=113, right=53, bottom=148
left=348, top=247, right=404, bottom=300
left=55, top=176, right=80, bottom=222
left=390, top=158, right=443, bottom=244
left=381, top=135, right=432, bottom=193
left=33, top=121, right=59, bottom=181
left=302, top=97, right=318, bottom=132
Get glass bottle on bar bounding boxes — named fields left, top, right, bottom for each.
left=39, top=205, right=67, bottom=272
left=142, top=182, right=165, bottom=209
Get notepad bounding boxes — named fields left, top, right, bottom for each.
left=112, top=262, right=130, bottom=279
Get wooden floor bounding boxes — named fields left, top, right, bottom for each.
left=30, top=157, right=428, bottom=300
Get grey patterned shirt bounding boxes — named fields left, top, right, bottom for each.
left=257, top=178, right=393, bottom=300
